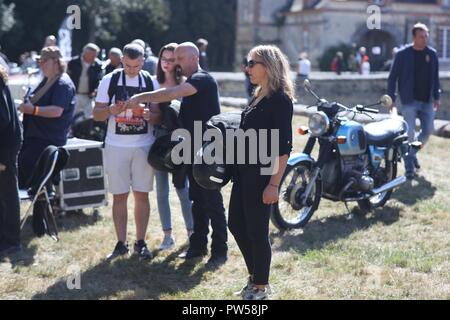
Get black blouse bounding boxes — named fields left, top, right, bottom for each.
left=239, top=90, right=293, bottom=165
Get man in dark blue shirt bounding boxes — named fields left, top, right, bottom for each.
left=387, top=23, right=440, bottom=179
left=128, top=42, right=228, bottom=267
left=17, top=46, right=75, bottom=235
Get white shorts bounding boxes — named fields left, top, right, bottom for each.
left=104, top=144, right=154, bottom=194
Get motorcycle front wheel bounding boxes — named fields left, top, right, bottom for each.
left=271, top=162, right=322, bottom=231
left=357, top=147, right=398, bottom=211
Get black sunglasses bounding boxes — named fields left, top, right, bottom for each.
left=247, top=60, right=264, bottom=68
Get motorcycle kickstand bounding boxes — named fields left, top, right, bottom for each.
left=344, top=201, right=353, bottom=219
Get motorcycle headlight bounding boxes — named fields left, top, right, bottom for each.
left=308, top=111, right=330, bottom=136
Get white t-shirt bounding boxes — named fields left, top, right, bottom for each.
left=96, top=71, right=160, bottom=148
left=298, top=59, right=311, bottom=76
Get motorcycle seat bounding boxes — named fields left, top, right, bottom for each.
left=364, top=118, right=407, bottom=146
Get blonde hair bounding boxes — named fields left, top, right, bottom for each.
left=0, top=65, right=7, bottom=82
left=248, top=45, right=295, bottom=101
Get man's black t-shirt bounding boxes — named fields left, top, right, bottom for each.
left=22, top=73, right=76, bottom=146
left=179, top=69, right=220, bottom=136
left=413, top=49, right=432, bottom=103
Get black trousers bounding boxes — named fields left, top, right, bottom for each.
left=18, top=139, right=50, bottom=188
left=187, top=166, right=227, bottom=256
left=18, top=139, right=53, bottom=236
left=0, top=148, right=21, bottom=247
left=228, top=166, right=272, bottom=285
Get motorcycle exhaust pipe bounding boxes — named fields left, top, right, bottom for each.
left=371, top=176, right=407, bottom=195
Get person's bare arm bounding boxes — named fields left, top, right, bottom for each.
left=19, top=101, right=64, bottom=118
left=262, top=155, right=289, bottom=205
left=127, top=83, right=198, bottom=108
left=93, top=101, right=127, bottom=121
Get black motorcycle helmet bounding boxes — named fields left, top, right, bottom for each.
left=192, top=139, right=232, bottom=190
left=147, top=134, right=183, bottom=172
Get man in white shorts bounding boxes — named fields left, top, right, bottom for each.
left=93, top=43, right=159, bottom=260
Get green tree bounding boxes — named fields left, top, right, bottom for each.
left=163, top=0, right=236, bottom=70
left=76, top=0, right=169, bottom=43
left=0, top=0, right=15, bottom=37
left=0, top=0, right=237, bottom=70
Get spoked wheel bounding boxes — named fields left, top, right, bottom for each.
left=358, top=147, right=398, bottom=211
left=271, top=162, right=322, bottom=230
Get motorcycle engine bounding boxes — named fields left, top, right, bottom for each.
left=341, top=155, right=374, bottom=192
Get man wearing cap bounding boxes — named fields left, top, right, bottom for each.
left=17, top=46, right=76, bottom=236
left=67, top=43, right=102, bottom=119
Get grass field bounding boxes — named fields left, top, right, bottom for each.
left=1, top=107, right=449, bottom=300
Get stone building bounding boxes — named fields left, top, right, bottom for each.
left=235, top=0, right=450, bottom=70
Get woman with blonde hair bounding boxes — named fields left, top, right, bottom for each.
left=228, top=45, right=294, bottom=300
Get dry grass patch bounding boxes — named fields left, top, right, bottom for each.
left=1, top=107, right=449, bottom=299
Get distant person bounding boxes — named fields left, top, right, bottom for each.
left=331, top=52, right=343, bottom=75
left=132, top=39, right=158, bottom=75
left=297, top=51, right=311, bottom=83
left=387, top=22, right=440, bottom=180
left=67, top=43, right=102, bottom=119
left=347, top=53, right=358, bottom=73
left=44, top=35, right=57, bottom=48
left=104, top=47, right=123, bottom=75
left=196, top=38, right=209, bottom=70
left=361, top=55, right=370, bottom=75
left=0, top=65, right=23, bottom=256
left=357, top=47, right=368, bottom=74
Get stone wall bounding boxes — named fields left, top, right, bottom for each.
left=214, top=71, right=450, bottom=120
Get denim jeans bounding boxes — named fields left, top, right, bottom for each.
left=154, top=169, right=193, bottom=232
left=401, top=100, right=435, bottom=173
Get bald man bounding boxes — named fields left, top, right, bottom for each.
left=128, top=42, right=227, bottom=267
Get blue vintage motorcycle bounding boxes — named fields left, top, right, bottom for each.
left=271, top=80, right=419, bottom=230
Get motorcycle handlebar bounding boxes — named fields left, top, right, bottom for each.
left=363, top=107, right=379, bottom=114
left=355, top=105, right=379, bottom=114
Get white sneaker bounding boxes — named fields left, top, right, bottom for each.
left=243, top=287, right=271, bottom=300
left=159, top=235, right=175, bottom=250
left=233, top=276, right=254, bottom=297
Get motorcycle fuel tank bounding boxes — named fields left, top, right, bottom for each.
left=336, top=119, right=367, bottom=156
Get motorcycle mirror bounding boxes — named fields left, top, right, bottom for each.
left=303, top=79, right=311, bottom=91
left=380, top=95, right=393, bottom=108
